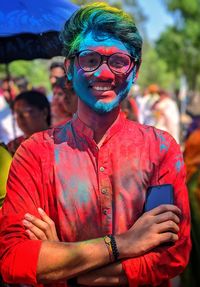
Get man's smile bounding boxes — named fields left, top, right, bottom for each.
left=89, top=82, right=115, bottom=92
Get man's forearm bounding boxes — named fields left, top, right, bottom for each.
left=37, top=238, right=111, bottom=283
left=77, top=262, right=128, bottom=286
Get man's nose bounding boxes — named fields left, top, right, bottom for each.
left=93, top=63, right=115, bottom=80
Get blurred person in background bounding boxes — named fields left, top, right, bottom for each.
left=7, top=90, right=51, bottom=155
left=15, top=76, right=30, bottom=94
left=1, top=78, right=17, bottom=103
left=121, top=97, right=138, bottom=121
left=152, top=89, right=180, bottom=143
left=48, top=61, right=66, bottom=102
left=136, top=83, right=160, bottom=126
left=49, top=62, right=65, bottom=86
left=0, top=143, right=12, bottom=208
left=185, top=114, right=200, bottom=139
left=181, top=128, right=200, bottom=287
left=0, top=78, right=23, bottom=144
left=51, top=77, right=77, bottom=126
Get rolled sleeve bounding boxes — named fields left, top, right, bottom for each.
left=122, top=133, right=191, bottom=286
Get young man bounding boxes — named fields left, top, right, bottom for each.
left=0, top=3, right=190, bottom=287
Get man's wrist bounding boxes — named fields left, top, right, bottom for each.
left=114, top=234, right=126, bottom=259
left=103, top=234, right=120, bottom=262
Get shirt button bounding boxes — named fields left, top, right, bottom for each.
left=103, top=209, right=107, bottom=215
left=100, top=166, right=105, bottom=172
left=101, top=188, right=107, bottom=194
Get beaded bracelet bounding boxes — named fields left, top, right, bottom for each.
left=108, top=234, right=120, bottom=261
left=103, top=234, right=120, bottom=262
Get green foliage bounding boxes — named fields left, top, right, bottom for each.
left=0, top=0, right=180, bottom=93
left=158, top=0, right=200, bottom=91
left=0, top=60, right=50, bottom=92
left=164, top=0, right=199, bottom=18
left=156, top=27, right=183, bottom=73
left=138, top=43, right=176, bottom=90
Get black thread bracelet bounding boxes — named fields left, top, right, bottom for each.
left=108, top=234, right=120, bottom=261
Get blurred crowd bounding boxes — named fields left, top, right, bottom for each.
left=0, top=62, right=200, bottom=286
left=1, top=62, right=199, bottom=152
left=0, top=62, right=78, bottom=155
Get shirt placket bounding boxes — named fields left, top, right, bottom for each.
left=97, top=144, right=113, bottom=235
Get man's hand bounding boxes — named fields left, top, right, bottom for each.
left=22, top=208, right=59, bottom=242
left=22, top=204, right=181, bottom=259
left=116, top=204, right=181, bottom=259
left=21, top=204, right=181, bottom=284
left=77, top=262, right=128, bottom=286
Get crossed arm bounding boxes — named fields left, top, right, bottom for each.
left=23, top=205, right=181, bottom=285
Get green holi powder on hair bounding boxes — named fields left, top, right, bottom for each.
left=69, top=4, right=132, bottom=56
left=61, top=2, right=142, bottom=59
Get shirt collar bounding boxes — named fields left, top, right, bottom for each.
left=71, top=110, right=126, bottom=144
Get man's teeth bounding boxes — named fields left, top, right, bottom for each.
left=93, top=86, right=112, bottom=91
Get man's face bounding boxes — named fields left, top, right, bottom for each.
left=49, top=67, right=65, bottom=86
left=70, top=32, right=137, bottom=114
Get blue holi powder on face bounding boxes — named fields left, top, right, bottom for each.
left=72, top=32, right=136, bottom=114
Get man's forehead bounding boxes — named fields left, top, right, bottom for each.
left=79, top=32, right=129, bottom=53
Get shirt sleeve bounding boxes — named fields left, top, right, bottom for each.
left=0, top=137, right=45, bottom=284
left=122, top=131, right=191, bottom=286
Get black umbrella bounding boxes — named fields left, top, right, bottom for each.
left=0, top=0, right=78, bottom=143
left=0, top=0, right=78, bottom=63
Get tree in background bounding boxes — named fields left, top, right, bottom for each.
left=138, top=42, right=175, bottom=91
left=156, top=0, right=200, bottom=93
left=0, top=60, right=51, bottom=93
left=0, top=0, right=180, bottom=94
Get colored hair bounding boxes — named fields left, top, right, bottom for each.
left=60, top=2, right=142, bottom=62
left=13, top=90, right=51, bottom=126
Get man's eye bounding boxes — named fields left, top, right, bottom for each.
left=112, top=61, right=124, bottom=67
left=87, top=57, right=98, bottom=65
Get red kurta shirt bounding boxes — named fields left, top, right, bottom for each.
left=0, top=112, right=191, bottom=287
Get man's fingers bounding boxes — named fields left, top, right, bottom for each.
left=38, top=208, right=54, bottom=226
left=24, top=213, right=52, bottom=239
left=149, top=204, right=182, bottom=217
left=38, top=208, right=59, bottom=241
left=159, top=232, right=179, bottom=245
left=23, top=209, right=59, bottom=241
left=155, top=211, right=180, bottom=225
left=26, top=229, right=39, bottom=240
left=157, top=220, right=180, bottom=234
left=23, top=220, right=48, bottom=240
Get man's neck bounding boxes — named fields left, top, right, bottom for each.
left=77, top=100, right=120, bottom=145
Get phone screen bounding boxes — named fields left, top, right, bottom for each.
left=144, top=184, right=174, bottom=212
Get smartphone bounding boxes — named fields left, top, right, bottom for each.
left=144, top=184, right=174, bottom=212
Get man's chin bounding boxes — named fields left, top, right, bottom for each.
left=92, top=101, right=119, bottom=114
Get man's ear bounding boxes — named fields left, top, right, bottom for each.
left=64, top=59, right=73, bottom=81
left=133, top=70, right=139, bottom=83
left=133, top=59, right=142, bottom=83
